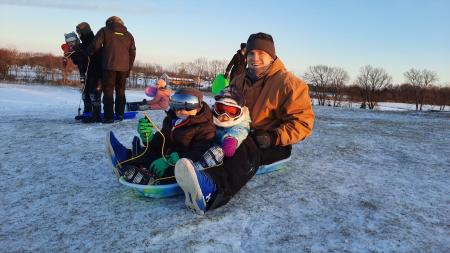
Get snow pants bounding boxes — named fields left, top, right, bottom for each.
left=207, top=136, right=292, bottom=210
left=102, top=70, right=127, bottom=120
left=83, top=71, right=102, bottom=116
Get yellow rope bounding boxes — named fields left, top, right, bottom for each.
left=111, top=112, right=173, bottom=185
left=114, top=112, right=223, bottom=185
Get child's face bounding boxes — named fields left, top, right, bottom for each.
left=175, top=108, right=198, bottom=118
left=216, top=113, right=232, bottom=122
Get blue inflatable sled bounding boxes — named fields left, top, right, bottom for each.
left=106, top=132, right=291, bottom=198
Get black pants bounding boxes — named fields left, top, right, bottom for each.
left=85, top=72, right=102, bottom=114
left=102, top=70, right=127, bottom=119
left=207, top=136, right=292, bottom=210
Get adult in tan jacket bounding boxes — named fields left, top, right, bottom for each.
left=174, top=32, right=314, bottom=214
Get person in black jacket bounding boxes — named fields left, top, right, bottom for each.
left=87, top=16, right=136, bottom=123
left=74, top=22, right=103, bottom=123
left=107, top=88, right=217, bottom=185
left=224, top=43, right=247, bottom=81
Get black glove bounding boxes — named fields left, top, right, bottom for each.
left=252, top=130, right=277, bottom=149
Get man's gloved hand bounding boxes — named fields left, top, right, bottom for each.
left=252, top=130, right=277, bottom=149
left=149, top=152, right=180, bottom=177
left=222, top=137, right=238, bottom=157
left=137, top=117, right=154, bottom=143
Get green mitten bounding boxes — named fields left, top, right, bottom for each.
left=137, top=117, right=154, bottom=143
left=166, top=152, right=180, bottom=165
left=148, top=152, right=180, bottom=178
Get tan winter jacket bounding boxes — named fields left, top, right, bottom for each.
left=231, top=58, right=314, bottom=146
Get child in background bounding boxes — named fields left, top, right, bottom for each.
left=107, top=87, right=216, bottom=184
left=139, top=79, right=172, bottom=111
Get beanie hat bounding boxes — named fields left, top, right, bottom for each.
left=175, top=87, right=203, bottom=104
left=76, top=22, right=92, bottom=36
left=240, top=43, right=247, bottom=50
left=245, top=32, right=276, bottom=59
left=106, top=16, right=124, bottom=26
left=156, top=79, right=166, bottom=88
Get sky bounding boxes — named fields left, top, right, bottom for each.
left=1, top=0, right=449, bottom=84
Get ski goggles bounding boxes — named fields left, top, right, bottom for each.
left=213, top=101, right=243, bottom=119
left=170, top=93, right=201, bottom=111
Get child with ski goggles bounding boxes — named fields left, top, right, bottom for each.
left=108, top=87, right=216, bottom=185
left=211, top=88, right=251, bottom=158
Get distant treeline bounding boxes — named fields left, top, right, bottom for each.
left=0, top=48, right=227, bottom=88
left=1, top=48, right=449, bottom=111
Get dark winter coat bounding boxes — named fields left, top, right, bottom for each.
left=88, top=22, right=136, bottom=72
left=79, top=31, right=102, bottom=77
left=151, top=101, right=216, bottom=162
left=68, top=51, right=88, bottom=75
left=225, top=50, right=247, bottom=81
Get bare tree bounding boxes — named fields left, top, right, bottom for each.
left=304, top=65, right=333, bottom=106
left=208, top=59, right=228, bottom=79
left=355, top=65, right=392, bottom=109
left=329, top=67, right=349, bottom=107
left=404, top=68, right=439, bottom=111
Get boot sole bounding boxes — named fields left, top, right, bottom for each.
left=106, top=131, right=122, bottom=179
left=175, top=158, right=206, bottom=215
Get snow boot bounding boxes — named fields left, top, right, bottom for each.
left=107, top=131, right=130, bottom=177
left=102, top=118, right=114, bottom=124
left=74, top=114, right=84, bottom=120
left=132, top=136, right=144, bottom=157
left=123, top=165, right=155, bottom=185
left=82, top=102, right=101, bottom=123
left=116, top=115, right=124, bottom=122
left=194, top=145, right=224, bottom=170
left=175, top=158, right=217, bottom=215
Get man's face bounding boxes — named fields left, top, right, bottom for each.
left=247, top=50, right=273, bottom=69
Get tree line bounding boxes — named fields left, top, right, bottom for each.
left=304, top=65, right=449, bottom=111
left=0, top=48, right=228, bottom=88
left=1, top=48, right=449, bottom=111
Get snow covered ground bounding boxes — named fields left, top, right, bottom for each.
left=1, top=83, right=449, bottom=253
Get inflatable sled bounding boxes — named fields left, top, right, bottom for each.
left=76, top=111, right=138, bottom=121
left=117, top=156, right=291, bottom=198
left=108, top=141, right=291, bottom=198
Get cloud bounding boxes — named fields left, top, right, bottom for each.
left=0, top=0, right=155, bottom=15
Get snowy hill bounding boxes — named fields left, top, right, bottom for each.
left=0, top=83, right=449, bottom=252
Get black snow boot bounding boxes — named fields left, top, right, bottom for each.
left=194, top=145, right=224, bottom=170
left=123, top=165, right=155, bottom=185
left=82, top=101, right=101, bottom=123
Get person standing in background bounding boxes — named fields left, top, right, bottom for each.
left=88, top=16, right=136, bottom=123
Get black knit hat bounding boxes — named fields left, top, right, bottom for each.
left=245, top=32, right=276, bottom=59
left=175, top=87, right=203, bottom=104
left=76, top=22, right=91, bottom=36
left=106, top=16, right=124, bottom=26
